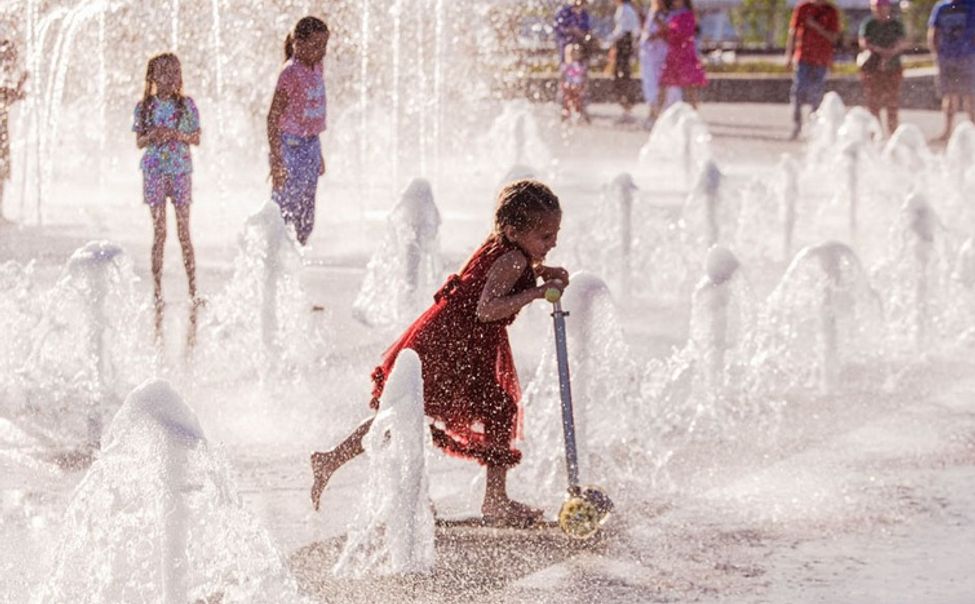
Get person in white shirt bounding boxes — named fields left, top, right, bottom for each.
left=606, top=0, right=642, bottom=121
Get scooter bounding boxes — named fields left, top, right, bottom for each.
left=545, top=286, right=614, bottom=539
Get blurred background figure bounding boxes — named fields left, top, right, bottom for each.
left=926, top=0, right=975, bottom=141
left=857, top=0, right=909, bottom=136
left=639, top=0, right=673, bottom=128
left=659, top=0, right=707, bottom=112
left=785, top=0, right=841, bottom=140
left=606, top=0, right=642, bottom=123
left=0, top=38, right=27, bottom=222
left=554, top=0, right=593, bottom=68
left=561, top=43, right=591, bottom=123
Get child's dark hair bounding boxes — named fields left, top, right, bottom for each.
left=285, top=16, right=329, bottom=60
left=494, top=179, right=561, bottom=235
left=138, top=53, right=185, bottom=135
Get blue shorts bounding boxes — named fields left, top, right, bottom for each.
left=791, top=62, right=829, bottom=109
left=143, top=171, right=192, bottom=207
left=937, top=56, right=975, bottom=97
left=272, top=133, right=321, bottom=244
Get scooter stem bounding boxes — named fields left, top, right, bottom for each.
left=550, top=299, right=580, bottom=490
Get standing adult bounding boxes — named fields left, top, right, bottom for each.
left=927, top=0, right=975, bottom=141
left=640, top=0, right=672, bottom=126
left=785, top=0, right=841, bottom=140
left=659, top=0, right=708, bottom=110
left=606, top=0, right=642, bottom=123
left=858, top=0, right=909, bottom=135
left=554, top=0, right=592, bottom=66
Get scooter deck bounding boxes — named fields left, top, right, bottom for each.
left=435, top=517, right=560, bottom=531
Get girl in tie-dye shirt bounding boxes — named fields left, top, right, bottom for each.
left=132, top=53, right=201, bottom=325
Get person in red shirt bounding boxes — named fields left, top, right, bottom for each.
left=785, top=0, right=842, bottom=139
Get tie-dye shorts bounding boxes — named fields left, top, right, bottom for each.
left=143, top=171, right=192, bottom=207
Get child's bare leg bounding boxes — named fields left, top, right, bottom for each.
left=151, top=204, right=167, bottom=337
left=174, top=204, right=197, bottom=301
left=938, top=95, right=957, bottom=141
left=481, top=464, right=542, bottom=524
left=151, top=204, right=166, bottom=301
left=311, top=417, right=372, bottom=511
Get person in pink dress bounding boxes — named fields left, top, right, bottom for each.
left=659, top=0, right=707, bottom=109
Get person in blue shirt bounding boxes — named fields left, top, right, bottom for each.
left=927, top=0, right=975, bottom=140
left=554, top=0, right=592, bottom=66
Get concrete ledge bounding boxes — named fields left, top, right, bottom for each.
left=513, top=69, right=940, bottom=110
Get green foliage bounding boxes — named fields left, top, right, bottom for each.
left=904, top=0, right=939, bottom=43
left=731, top=0, right=790, bottom=48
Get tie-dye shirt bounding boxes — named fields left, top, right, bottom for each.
left=132, top=96, right=200, bottom=175
left=274, top=59, right=327, bottom=137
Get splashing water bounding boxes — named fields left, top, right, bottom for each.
left=482, top=101, right=552, bottom=182
left=500, top=164, right=537, bottom=186
left=34, top=379, right=307, bottom=604
left=749, top=242, right=884, bottom=396
left=807, top=91, right=847, bottom=162
left=944, top=121, right=975, bottom=202
left=196, top=203, right=329, bottom=384
left=333, top=349, right=435, bottom=577
left=874, top=193, right=952, bottom=354
left=13, top=241, right=151, bottom=451
left=354, top=178, right=444, bottom=329
left=639, top=102, right=712, bottom=189
left=778, top=154, right=800, bottom=261
left=571, top=172, right=692, bottom=301
left=520, top=272, right=651, bottom=503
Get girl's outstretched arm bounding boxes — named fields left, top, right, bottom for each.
left=476, top=249, right=563, bottom=323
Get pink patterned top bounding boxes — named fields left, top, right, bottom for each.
left=274, top=59, right=327, bottom=137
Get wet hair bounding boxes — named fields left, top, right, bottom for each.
left=284, top=16, right=329, bottom=61
left=138, top=53, right=185, bottom=135
left=494, top=179, right=561, bottom=235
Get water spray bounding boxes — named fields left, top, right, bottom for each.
left=779, top=154, right=799, bottom=261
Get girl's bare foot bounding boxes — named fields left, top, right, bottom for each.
left=310, top=450, right=340, bottom=511
left=481, top=497, right=543, bottom=527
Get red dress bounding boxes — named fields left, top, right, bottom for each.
left=370, top=235, right=537, bottom=468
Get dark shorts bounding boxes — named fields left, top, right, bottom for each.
left=143, top=172, right=192, bottom=207
left=937, top=57, right=975, bottom=97
left=791, top=61, right=829, bottom=108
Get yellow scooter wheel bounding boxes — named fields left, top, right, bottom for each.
left=557, top=486, right=613, bottom=539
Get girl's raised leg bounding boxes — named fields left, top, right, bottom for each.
left=310, top=417, right=373, bottom=511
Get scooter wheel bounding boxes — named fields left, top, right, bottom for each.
left=558, top=486, right=613, bottom=539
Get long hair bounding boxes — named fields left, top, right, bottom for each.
left=284, top=16, right=329, bottom=61
left=139, top=53, right=185, bottom=135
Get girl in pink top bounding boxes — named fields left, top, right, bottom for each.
left=659, top=0, right=707, bottom=109
left=267, top=16, right=329, bottom=245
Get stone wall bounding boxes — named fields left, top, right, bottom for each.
left=516, top=69, right=940, bottom=110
